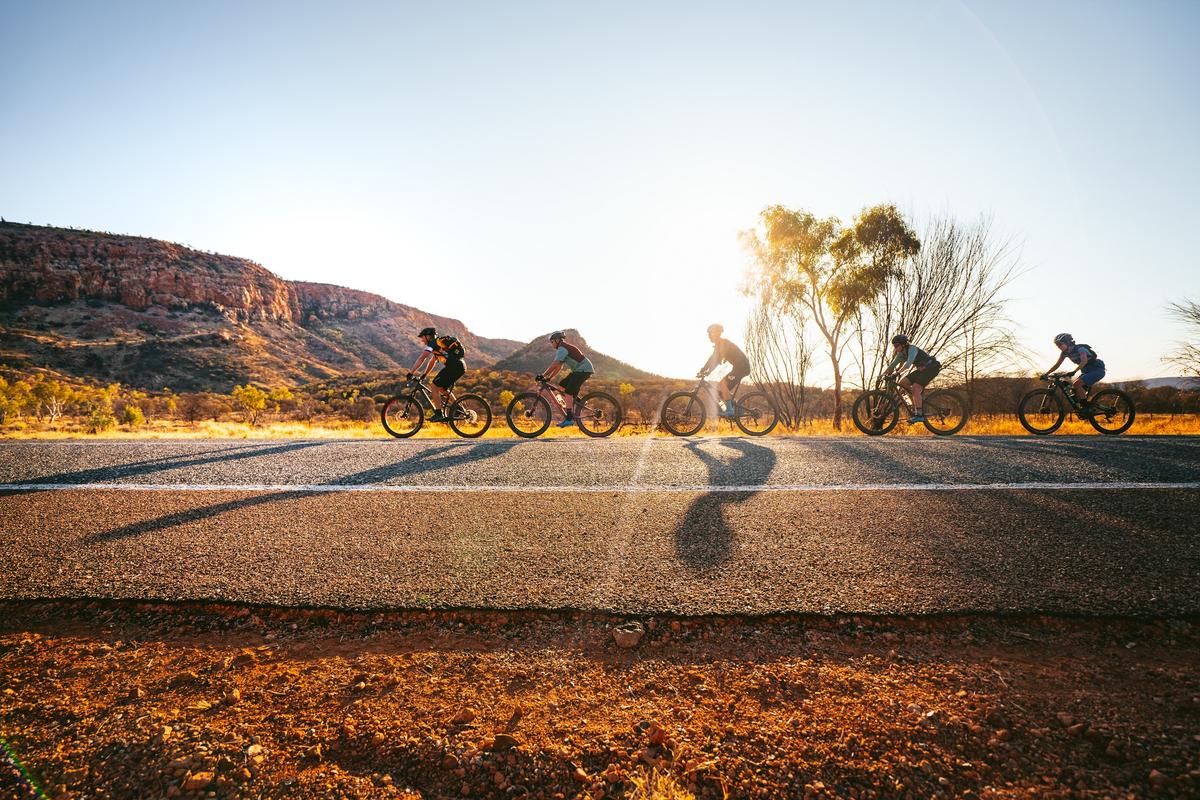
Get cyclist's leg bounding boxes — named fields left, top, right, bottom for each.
left=431, top=361, right=464, bottom=412
left=559, top=372, right=588, bottom=415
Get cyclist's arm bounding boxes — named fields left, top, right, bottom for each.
left=902, top=345, right=918, bottom=372
left=883, top=351, right=902, bottom=376
left=1044, top=353, right=1067, bottom=375
left=1077, top=350, right=1089, bottom=370
left=699, top=345, right=722, bottom=376
left=410, top=350, right=431, bottom=375
left=541, top=361, right=564, bottom=381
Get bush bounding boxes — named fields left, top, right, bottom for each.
left=87, top=407, right=116, bottom=434
left=345, top=396, right=377, bottom=421
left=121, top=405, right=145, bottom=427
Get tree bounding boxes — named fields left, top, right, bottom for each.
left=744, top=289, right=813, bottom=430
left=742, top=204, right=919, bottom=429
left=32, top=379, right=74, bottom=424
left=232, top=384, right=268, bottom=425
left=121, top=404, right=145, bottom=427
left=854, top=215, right=1025, bottom=394
left=1165, top=298, right=1200, bottom=383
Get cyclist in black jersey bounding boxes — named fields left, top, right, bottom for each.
left=407, top=326, right=465, bottom=422
left=698, top=324, right=751, bottom=418
left=883, top=333, right=941, bottom=424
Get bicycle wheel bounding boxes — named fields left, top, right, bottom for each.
left=381, top=395, right=424, bottom=438
left=506, top=393, right=552, bottom=438
left=1017, top=389, right=1065, bottom=435
left=575, top=392, right=621, bottom=437
left=851, top=390, right=899, bottom=435
left=660, top=391, right=706, bottom=436
left=448, top=393, right=492, bottom=438
left=734, top=391, right=778, bottom=436
left=1087, top=389, right=1135, bottom=435
left=922, top=389, right=969, bottom=436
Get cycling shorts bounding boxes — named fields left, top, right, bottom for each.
left=907, top=360, right=941, bottom=387
left=432, top=359, right=464, bottom=389
left=1079, top=362, right=1105, bottom=388
left=559, top=370, right=591, bottom=398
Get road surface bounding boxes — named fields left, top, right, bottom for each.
left=1, top=437, right=1197, bottom=615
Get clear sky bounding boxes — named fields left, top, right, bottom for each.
left=3, top=0, right=1198, bottom=380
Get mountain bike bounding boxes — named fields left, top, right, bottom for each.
left=659, top=377, right=779, bottom=436
left=505, top=375, right=622, bottom=438
left=851, top=374, right=969, bottom=436
left=380, top=377, right=492, bottom=438
left=1017, top=372, right=1135, bottom=435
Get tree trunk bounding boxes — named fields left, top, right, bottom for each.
left=830, top=351, right=843, bottom=430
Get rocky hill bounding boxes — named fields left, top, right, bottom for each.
left=492, top=329, right=659, bottom=381
left=0, top=222, right=522, bottom=391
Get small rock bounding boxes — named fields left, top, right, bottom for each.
left=1149, top=770, right=1170, bottom=789
left=1104, top=739, right=1123, bottom=761
left=1055, top=712, right=1073, bottom=728
left=1067, top=723, right=1087, bottom=738
left=225, top=688, right=241, bottom=705
left=613, top=622, right=645, bottom=649
left=492, top=733, right=520, bottom=751
left=994, top=729, right=1012, bottom=742
left=573, top=766, right=589, bottom=782
left=371, top=731, right=386, bottom=746
left=450, top=708, right=477, bottom=725
left=183, top=771, right=215, bottom=791
left=646, top=722, right=668, bottom=746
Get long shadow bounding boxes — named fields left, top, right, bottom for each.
left=673, top=439, right=777, bottom=572
left=16, top=440, right=327, bottom=486
left=84, top=440, right=520, bottom=543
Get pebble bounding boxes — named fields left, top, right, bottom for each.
left=183, top=771, right=214, bottom=791
left=451, top=708, right=477, bottom=725
left=612, top=622, right=645, bottom=649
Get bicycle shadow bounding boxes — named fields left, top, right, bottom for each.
left=84, top=440, right=520, bottom=543
left=673, top=438, right=777, bottom=572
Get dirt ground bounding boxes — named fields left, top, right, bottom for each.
left=1, top=602, right=1198, bottom=800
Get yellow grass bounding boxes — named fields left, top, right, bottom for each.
left=2, top=413, right=1198, bottom=440
left=627, top=769, right=697, bottom=800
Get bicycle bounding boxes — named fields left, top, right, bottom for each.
left=659, top=377, right=778, bottom=437
left=1017, top=372, right=1134, bottom=435
left=505, top=375, right=622, bottom=438
left=380, top=377, right=492, bottom=438
left=851, top=374, right=969, bottom=436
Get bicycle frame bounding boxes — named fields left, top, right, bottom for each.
left=530, top=377, right=572, bottom=419
left=1040, top=373, right=1087, bottom=411
left=876, top=375, right=915, bottom=415
left=400, top=379, right=456, bottom=412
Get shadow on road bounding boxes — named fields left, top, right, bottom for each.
left=673, top=438, right=776, bottom=572
left=84, top=440, right=520, bottom=543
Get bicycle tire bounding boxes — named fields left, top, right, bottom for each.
left=851, top=390, right=899, bottom=435
left=734, top=391, right=779, bottom=436
left=1017, top=389, right=1065, bottom=435
left=922, top=389, right=969, bottom=436
left=381, top=395, right=424, bottom=438
left=660, top=391, right=706, bottom=437
left=575, top=392, right=622, bottom=438
left=448, top=393, right=492, bottom=438
left=506, top=393, right=552, bottom=438
left=1087, top=389, right=1135, bottom=435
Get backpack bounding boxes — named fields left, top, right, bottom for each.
left=1076, top=343, right=1098, bottom=361
left=558, top=341, right=586, bottom=364
left=436, top=335, right=465, bottom=360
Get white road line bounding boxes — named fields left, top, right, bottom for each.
left=2, top=481, right=1198, bottom=494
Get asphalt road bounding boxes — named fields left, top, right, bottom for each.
left=1, top=437, right=1198, bottom=615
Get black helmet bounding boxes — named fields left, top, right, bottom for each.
left=418, top=327, right=436, bottom=338
left=1053, top=332, right=1074, bottom=346
left=891, top=333, right=909, bottom=346
left=548, top=330, right=566, bottom=342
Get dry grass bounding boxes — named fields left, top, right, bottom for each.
left=628, top=768, right=697, bottom=800
left=2, top=413, right=1198, bottom=440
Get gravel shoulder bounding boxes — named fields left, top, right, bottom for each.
left=2, top=602, right=1197, bottom=800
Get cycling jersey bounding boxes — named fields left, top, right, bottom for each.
left=1064, top=343, right=1099, bottom=366
left=554, top=342, right=594, bottom=374
left=426, top=335, right=465, bottom=363
left=888, top=344, right=936, bottom=373
left=702, top=339, right=750, bottom=376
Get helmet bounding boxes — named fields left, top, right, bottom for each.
left=548, top=330, right=566, bottom=342
left=418, top=327, right=436, bottom=338
left=707, top=323, right=724, bottom=336
left=1053, top=332, right=1074, bottom=345
left=891, top=333, right=909, bottom=346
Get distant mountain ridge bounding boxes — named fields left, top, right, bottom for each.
left=492, top=329, right=659, bottom=381
left=0, top=222, right=661, bottom=392
left=0, top=222, right=522, bottom=390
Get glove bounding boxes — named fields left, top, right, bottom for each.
left=405, top=373, right=414, bottom=381
left=696, top=371, right=706, bottom=379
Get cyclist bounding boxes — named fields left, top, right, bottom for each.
left=698, top=324, right=750, bottom=418
left=408, top=326, right=465, bottom=422
left=1042, top=333, right=1105, bottom=415
left=883, top=333, right=940, bottom=424
left=539, top=330, right=595, bottom=427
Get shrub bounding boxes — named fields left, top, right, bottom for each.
left=121, top=405, right=145, bottom=427
left=87, top=407, right=116, bottom=434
